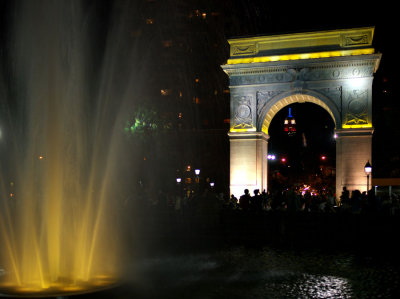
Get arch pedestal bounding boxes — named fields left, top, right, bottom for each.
left=335, top=128, right=374, bottom=197
left=228, top=132, right=268, bottom=197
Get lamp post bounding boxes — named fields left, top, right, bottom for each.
left=176, top=177, right=182, bottom=197
left=364, top=161, right=372, bottom=192
left=267, top=154, right=276, bottom=191
left=194, top=169, right=200, bottom=194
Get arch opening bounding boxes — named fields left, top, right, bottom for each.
left=261, top=94, right=337, bottom=135
left=267, top=102, right=336, bottom=196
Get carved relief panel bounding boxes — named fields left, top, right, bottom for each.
left=232, top=95, right=254, bottom=130
left=343, top=89, right=369, bottom=126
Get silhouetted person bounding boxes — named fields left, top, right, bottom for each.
left=261, top=189, right=269, bottom=210
left=351, top=190, right=362, bottom=213
left=230, top=194, right=238, bottom=209
left=340, top=186, right=350, bottom=209
left=251, top=189, right=262, bottom=212
left=239, top=189, right=251, bottom=211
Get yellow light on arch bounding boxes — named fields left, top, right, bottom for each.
left=227, top=48, right=375, bottom=65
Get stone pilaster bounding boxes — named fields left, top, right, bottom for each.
left=335, top=128, right=374, bottom=198
left=228, top=132, right=269, bottom=197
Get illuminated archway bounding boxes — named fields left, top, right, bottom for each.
left=259, top=92, right=338, bottom=134
left=222, top=27, right=381, bottom=199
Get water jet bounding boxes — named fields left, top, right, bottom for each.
left=0, top=0, right=136, bottom=296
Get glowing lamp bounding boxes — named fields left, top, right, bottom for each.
left=364, top=161, right=372, bottom=174
left=195, top=169, right=200, bottom=175
left=364, top=161, right=372, bottom=191
left=176, top=178, right=182, bottom=183
left=210, top=182, right=215, bottom=187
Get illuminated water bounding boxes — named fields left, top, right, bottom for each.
left=0, top=0, right=136, bottom=296
left=76, top=245, right=400, bottom=299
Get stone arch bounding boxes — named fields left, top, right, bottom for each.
left=222, top=27, right=381, bottom=199
left=258, top=90, right=340, bottom=134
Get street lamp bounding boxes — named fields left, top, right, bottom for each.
left=176, top=177, right=182, bottom=184
left=194, top=169, right=200, bottom=193
left=364, top=161, right=372, bottom=191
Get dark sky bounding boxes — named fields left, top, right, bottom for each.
left=0, top=0, right=396, bottom=182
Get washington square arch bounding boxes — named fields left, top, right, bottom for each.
left=221, top=27, right=381, bottom=199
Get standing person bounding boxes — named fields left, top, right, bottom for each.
left=239, top=189, right=251, bottom=211
left=251, top=189, right=262, bottom=212
left=261, top=189, right=269, bottom=210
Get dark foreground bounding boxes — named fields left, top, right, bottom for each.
left=76, top=209, right=400, bottom=299
left=3, top=210, right=400, bottom=299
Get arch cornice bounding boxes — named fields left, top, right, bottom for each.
left=223, top=53, right=381, bottom=87
left=257, top=89, right=341, bottom=134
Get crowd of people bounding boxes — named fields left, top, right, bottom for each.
left=231, top=186, right=400, bottom=215
left=137, top=185, right=400, bottom=217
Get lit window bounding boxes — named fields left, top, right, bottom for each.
left=179, top=91, right=183, bottom=98
left=291, top=119, right=296, bottom=124
left=178, top=112, right=182, bottom=119
left=131, top=30, right=142, bottom=37
left=195, top=77, right=199, bottom=83
left=201, top=12, right=207, bottom=19
left=162, top=40, right=173, bottom=48
left=193, top=97, right=200, bottom=104
left=160, top=89, right=171, bottom=96
left=223, top=89, right=230, bottom=94
left=284, top=119, right=289, bottom=124
left=146, top=18, right=154, bottom=25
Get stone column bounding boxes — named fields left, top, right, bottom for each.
left=335, top=128, right=373, bottom=199
left=228, top=131, right=269, bottom=197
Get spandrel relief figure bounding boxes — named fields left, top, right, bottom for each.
left=233, top=96, right=253, bottom=130
left=345, top=90, right=369, bottom=126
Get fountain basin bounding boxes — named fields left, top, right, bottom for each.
left=0, top=274, right=119, bottom=297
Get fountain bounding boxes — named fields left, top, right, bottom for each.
left=0, top=0, right=138, bottom=296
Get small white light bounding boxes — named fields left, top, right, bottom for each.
left=195, top=169, right=200, bottom=175
left=176, top=178, right=182, bottom=183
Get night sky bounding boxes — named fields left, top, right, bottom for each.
left=0, top=1, right=398, bottom=189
